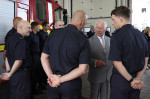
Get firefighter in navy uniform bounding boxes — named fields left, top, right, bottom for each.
left=109, top=6, right=149, bottom=99
left=37, top=22, right=49, bottom=53
left=3, top=17, right=23, bottom=69
left=37, top=22, right=49, bottom=89
left=29, top=22, right=43, bottom=94
left=41, top=10, right=90, bottom=99
left=0, top=20, right=32, bottom=99
left=4, top=17, right=23, bottom=43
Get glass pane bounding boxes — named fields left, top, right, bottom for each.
left=17, top=8, right=27, bottom=21
left=36, top=0, right=46, bottom=22
left=54, top=7, right=61, bottom=21
left=48, top=2, right=53, bottom=24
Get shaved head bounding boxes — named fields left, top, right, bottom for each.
left=13, top=17, right=23, bottom=29
left=17, top=20, right=31, bottom=37
left=72, top=10, right=86, bottom=22
left=71, top=10, right=87, bottom=30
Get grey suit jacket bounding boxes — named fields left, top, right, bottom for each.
left=88, top=34, right=113, bottom=83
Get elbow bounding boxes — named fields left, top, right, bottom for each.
left=82, top=70, right=86, bottom=75
left=80, top=67, right=87, bottom=75
left=40, top=53, right=46, bottom=62
left=113, top=61, right=122, bottom=67
left=113, top=61, right=117, bottom=66
left=79, top=64, right=88, bottom=75
left=81, top=70, right=86, bottom=75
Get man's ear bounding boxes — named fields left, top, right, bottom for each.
left=81, top=20, right=85, bottom=27
left=119, top=16, right=124, bottom=23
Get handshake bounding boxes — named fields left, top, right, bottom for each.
left=47, top=74, right=62, bottom=88
left=131, top=78, right=144, bottom=90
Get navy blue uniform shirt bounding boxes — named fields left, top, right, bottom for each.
left=37, top=30, right=48, bottom=52
left=43, top=24, right=90, bottom=74
left=29, top=32, right=40, bottom=53
left=79, top=31, right=88, bottom=39
left=4, top=27, right=17, bottom=50
left=6, top=33, right=32, bottom=68
left=5, top=27, right=17, bottom=43
left=24, top=36, right=32, bottom=65
left=109, top=24, right=149, bottom=75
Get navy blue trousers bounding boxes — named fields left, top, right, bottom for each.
left=31, top=53, right=42, bottom=90
left=46, top=78, right=82, bottom=99
left=110, top=73, right=140, bottom=99
left=7, top=71, right=31, bottom=99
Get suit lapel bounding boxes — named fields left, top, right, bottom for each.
left=104, top=36, right=109, bottom=53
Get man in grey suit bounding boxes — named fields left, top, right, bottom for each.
left=88, top=20, right=112, bottom=99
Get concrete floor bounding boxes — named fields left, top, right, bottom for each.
left=1, top=70, right=150, bottom=99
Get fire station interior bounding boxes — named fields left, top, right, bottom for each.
left=1, top=0, right=150, bottom=99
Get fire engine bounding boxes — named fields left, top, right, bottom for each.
left=16, top=0, right=62, bottom=29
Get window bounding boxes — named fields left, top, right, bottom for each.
left=36, top=0, right=46, bottom=22
left=17, top=8, right=28, bottom=21
left=48, top=2, right=53, bottom=24
left=54, top=7, right=61, bottom=21
left=84, top=27, right=90, bottom=33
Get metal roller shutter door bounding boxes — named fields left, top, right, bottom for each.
left=0, top=0, right=14, bottom=74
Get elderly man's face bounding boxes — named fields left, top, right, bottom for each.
left=96, top=22, right=106, bottom=37
left=55, top=21, right=65, bottom=29
left=22, top=23, right=31, bottom=36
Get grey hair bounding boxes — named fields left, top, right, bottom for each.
left=95, top=20, right=107, bottom=30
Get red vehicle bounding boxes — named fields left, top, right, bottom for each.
left=16, top=0, right=62, bottom=30
left=0, top=0, right=62, bottom=52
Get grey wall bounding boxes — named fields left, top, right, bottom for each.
left=59, top=0, right=131, bottom=34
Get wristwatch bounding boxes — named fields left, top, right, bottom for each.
left=128, top=77, right=134, bottom=83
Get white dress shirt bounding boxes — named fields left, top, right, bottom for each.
left=97, top=35, right=105, bottom=49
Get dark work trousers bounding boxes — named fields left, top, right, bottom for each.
left=31, top=53, right=42, bottom=90
left=39, top=55, right=47, bottom=89
left=39, top=65, right=47, bottom=89
left=46, top=78, right=82, bottom=99
left=7, top=71, right=31, bottom=99
left=110, top=73, right=140, bottom=99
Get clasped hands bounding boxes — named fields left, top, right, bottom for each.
left=0, top=72, right=11, bottom=80
left=131, top=78, right=144, bottom=90
left=47, top=74, right=62, bottom=88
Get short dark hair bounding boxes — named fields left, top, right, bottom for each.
left=31, top=22, right=39, bottom=29
left=42, top=22, right=49, bottom=26
left=111, top=6, right=131, bottom=20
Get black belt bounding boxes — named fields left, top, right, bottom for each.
left=53, top=71, right=65, bottom=75
left=18, top=67, right=31, bottom=71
